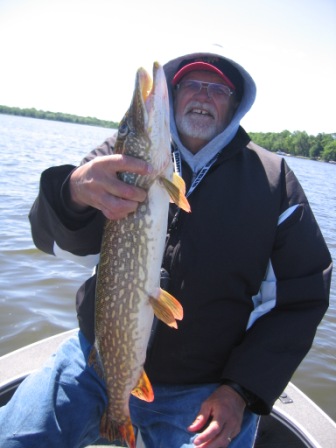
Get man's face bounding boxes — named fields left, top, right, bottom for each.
left=173, top=70, right=239, bottom=153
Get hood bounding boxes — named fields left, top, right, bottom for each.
left=163, top=44, right=256, bottom=173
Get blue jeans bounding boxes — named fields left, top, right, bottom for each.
left=0, top=331, right=258, bottom=447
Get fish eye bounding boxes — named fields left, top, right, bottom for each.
left=118, top=122, right=129, bottom=138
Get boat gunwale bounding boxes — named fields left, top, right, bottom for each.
left=1, top=330, right=335, bottom=448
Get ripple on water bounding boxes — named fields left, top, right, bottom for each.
left=1, top=115, right=335, bottom=419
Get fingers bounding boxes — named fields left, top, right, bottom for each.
left=188, top=413, right=209, bottom=432
left=103, top=174, right=147, bottom=203
left=69, top=154, right=152, bottom=219
left=98, top=195, right=141, bottom=221
left=189, top=385, right=245, bottom=447
left=193, top=419, right=237, bottom=447
left=111, top=154, right=153, bottom=176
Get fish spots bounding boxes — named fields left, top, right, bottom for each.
left=92, top=62, right=172, bottom=442
left=138, top=266, right=146, bottom=282
left=95, top=191, right=156, bottom=436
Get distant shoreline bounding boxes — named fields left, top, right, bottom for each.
left=1, top=105, right=335, bottom=162
left=0, top=105, right=118, bottom=129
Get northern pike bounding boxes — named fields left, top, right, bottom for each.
left=92, top=62, right=190, bottom=447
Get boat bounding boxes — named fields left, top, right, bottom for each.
left=276, top=150, right=291, bottom=156
left=1, top=330, right=335, bottom=447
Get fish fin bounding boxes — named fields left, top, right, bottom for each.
left=172, top=171, right=187, bottom=194
left=131, top=369, right=154, bottom=402
left=149, top=288, right=184, bottom=329
left=159, top=288, right=184, bottom=320
left=88, top=346, right=104, bottom=379
left=119, top=417, right=136, bottom=448
left=100, top=412, right=136, bottom=448
left=160, top=173, right=191, bottom=213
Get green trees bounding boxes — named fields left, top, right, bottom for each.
left=0, top=105, right=118, bottom=129
left=322, top=140, right=336, bottom=162
left=249, top=130, right=336, bottom=162
left=1, top=105, right=335, bottom=162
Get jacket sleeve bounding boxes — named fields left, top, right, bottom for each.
left=222, top=162, right=332, bottom=414
left=28, top=136, right=115, bottom=266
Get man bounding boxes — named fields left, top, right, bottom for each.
left=0, top=46, right=332, bottom=448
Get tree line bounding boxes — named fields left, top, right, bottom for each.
left=1, top=105, right=335, bottom=162
left=249, top=130, right=336, bottom=162
left=0, top=105, right=118, bottom=129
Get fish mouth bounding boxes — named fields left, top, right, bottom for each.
left=136, top=62, right=167, bottom=119
left=123, top=62, right=170, bottom=174
left=138, top=67, right=153, bottom=113
left=133, top=62, right=170, bottom=157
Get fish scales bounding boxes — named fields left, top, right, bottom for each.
left=92, top=62, right=190, bottom=447
left=96, top=204, right=151, bottom=418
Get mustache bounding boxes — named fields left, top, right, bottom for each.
left=184, top=101, right=217, bottom=118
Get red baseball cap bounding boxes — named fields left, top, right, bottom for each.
left=172, top=61, right=236, bottom=90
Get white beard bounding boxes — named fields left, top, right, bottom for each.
left=175, top=101, right=224, bottom=143
left=177, top=114, right=219, bottom=142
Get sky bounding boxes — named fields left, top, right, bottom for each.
left=0, top=0, right=335, bottom=135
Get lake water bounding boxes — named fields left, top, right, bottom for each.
left=0, top=114, right=335, bottom=420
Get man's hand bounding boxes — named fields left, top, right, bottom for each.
left=69, top=154, right=152, bottom=220
left=188, top=385, right=246, bottom=447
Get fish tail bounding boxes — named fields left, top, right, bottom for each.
left=100, top=412, right=136, bottom=448
left=120, top=417, right=137, bottom=448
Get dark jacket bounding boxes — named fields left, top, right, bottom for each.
left=29, top=127, right=332, bottom=414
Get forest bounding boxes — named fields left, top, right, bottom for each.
left=0, top=105, right=118, bottom=130
left=1, top=105, right=335, bottom=162
left=249, top=130, right=336, bottom=162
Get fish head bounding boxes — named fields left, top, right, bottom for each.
left=115, top=62, right=172, bottom=187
